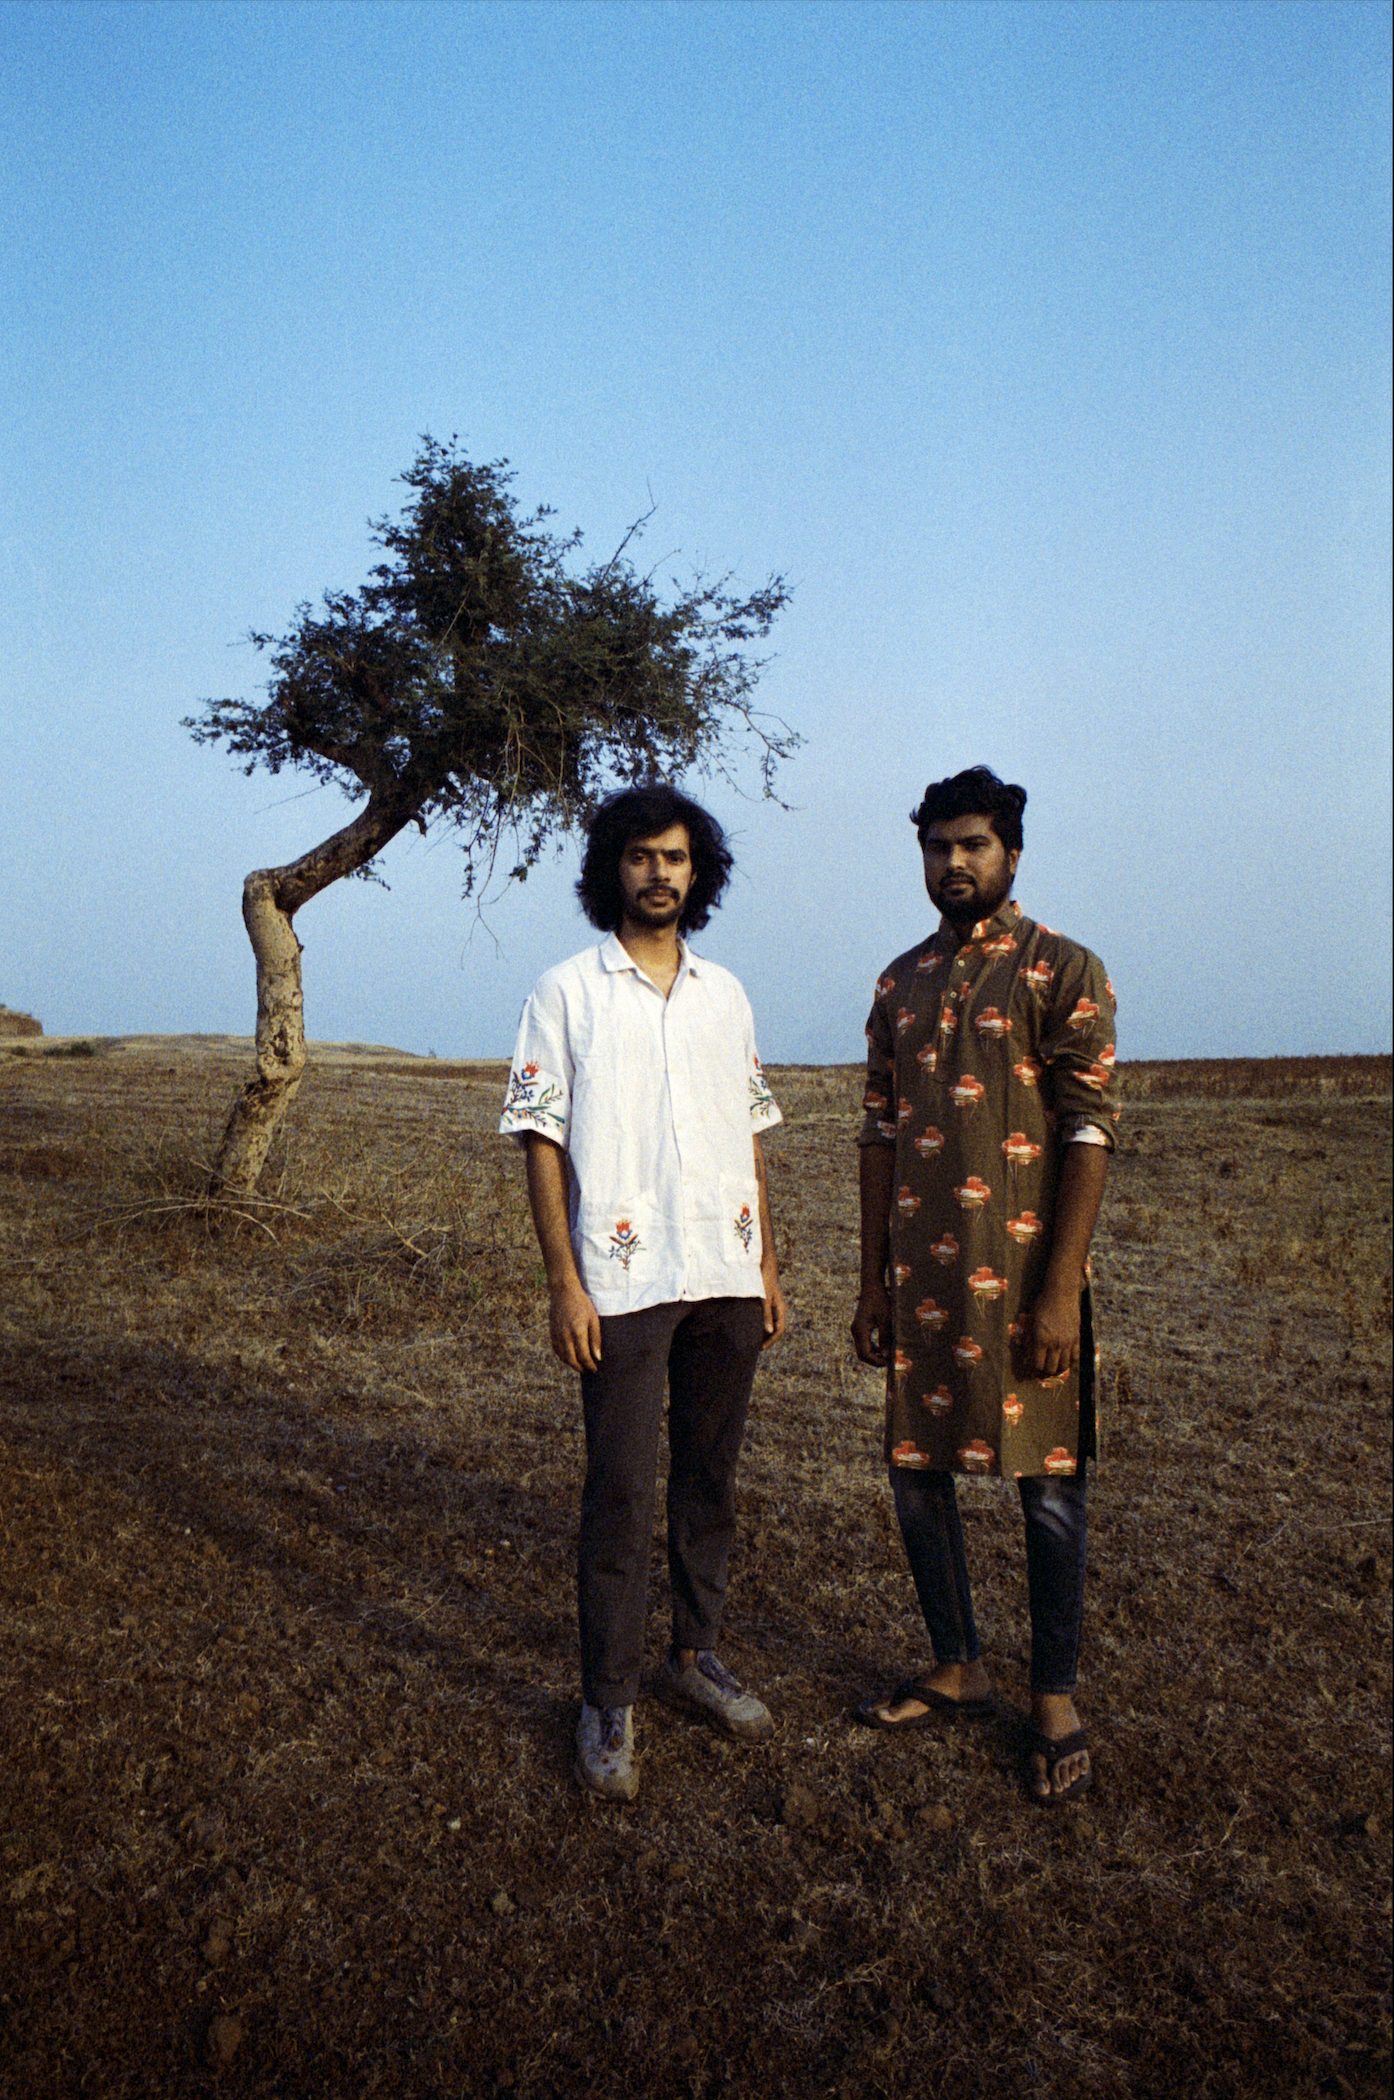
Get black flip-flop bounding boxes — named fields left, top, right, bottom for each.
left=1025, top=1725, right=1093, bottom=1806
left=854, top=1680, right=997, bottom=1730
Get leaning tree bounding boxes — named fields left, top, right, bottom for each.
left=186, top=437, right=794, bottom=1195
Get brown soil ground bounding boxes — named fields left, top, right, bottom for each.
left=1, top=1044, right=1389, bottom=2099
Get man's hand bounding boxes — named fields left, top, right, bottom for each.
left=753, top=1135, right=786, bottom=1349
left=548, top=1279, right=603, bottom=1374
left=852, top=1144, right=896, bottom=1371
left=761, top=1265, right=787, bottom=1349
left=1026, top=1282, right=1081, bottom=1380
left=524, top=1136, right=602, bottom=1372
left=851, top=1280, right=893, bottom=1368
left=1025, top=1143, right=1107, bottom=1380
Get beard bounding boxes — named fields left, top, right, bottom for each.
left=626, top=888, right=684, bottom=928
left=933, top=871, right=1012, bottom=927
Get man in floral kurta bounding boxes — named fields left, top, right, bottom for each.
left=851, top=767, right=1118, bottom=1805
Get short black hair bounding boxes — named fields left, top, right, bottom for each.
left=576, top=784, right=734, bottom=934
left=911, top=766, right=1027, bottom=854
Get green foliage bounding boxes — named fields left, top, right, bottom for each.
left=186, top=438, right=795, bottom=888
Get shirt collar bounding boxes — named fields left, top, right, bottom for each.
left=936, top=897, right=1023, bottom=950
left=599, top=931, right=701, bottom=978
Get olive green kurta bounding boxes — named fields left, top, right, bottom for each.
left=859, top=899, right=1119, bottom=1480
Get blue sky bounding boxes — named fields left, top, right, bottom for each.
left=3, top=0, right=1389, bottom=1061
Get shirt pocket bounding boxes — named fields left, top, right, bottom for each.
left=578, top=1195, right=653, bottom=1298
left=719, top=1172, right=763, bottom=1269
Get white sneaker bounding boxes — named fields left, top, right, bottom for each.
left=662, top=1650, right=774, bottom=1742
left=575, top=1703, right=638, bottom=1801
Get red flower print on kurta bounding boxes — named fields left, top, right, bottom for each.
left=891, top=1440, right=931, bottom=1467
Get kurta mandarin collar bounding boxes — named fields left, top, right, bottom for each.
left=932, top=897, right=1025, bottom=952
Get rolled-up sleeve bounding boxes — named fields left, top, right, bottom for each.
left=858, top=984, right=898, bottom=1148
left=1040, top=946, right=1120, bottom=1149
left=499, top=979, right=572, bottom=1148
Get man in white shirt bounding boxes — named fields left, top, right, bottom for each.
left=501, top=784, right=786, bottom=1801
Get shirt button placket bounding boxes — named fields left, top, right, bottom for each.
left=662, top=995, right=692, bottom=1297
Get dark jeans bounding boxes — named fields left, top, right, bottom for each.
left=891, top=1464, right=1088, bottom=1696
left=578, top=1296, right=766, bottom=1709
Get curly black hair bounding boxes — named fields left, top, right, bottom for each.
left=910, top=766, right=1027, bottom=854
left=576, top=784, right=734, bottom=934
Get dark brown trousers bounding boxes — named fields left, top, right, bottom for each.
left=577, top=1296, right=766, bottom=1709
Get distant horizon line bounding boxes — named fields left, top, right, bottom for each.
left=3, top=1031, right=1391, bottom=1071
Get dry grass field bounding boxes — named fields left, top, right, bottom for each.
left=0, top=1041, right=1389, bottom=2099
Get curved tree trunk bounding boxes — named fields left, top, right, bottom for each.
left=210, top=793, right=414, bottom=1196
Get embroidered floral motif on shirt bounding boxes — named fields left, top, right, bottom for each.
left=733, top=1202, right=755, bottom=1252
left=748, top=1057, right=776, bottom=1117
left=608, top=1220, right=642, bottom=1269
left=503, top=1062, right=565, bottom=1131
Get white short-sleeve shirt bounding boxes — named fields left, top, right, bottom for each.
left=499, top=933, right=782, bottom=1316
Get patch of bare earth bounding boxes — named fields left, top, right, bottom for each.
left=0, top=1045, right=1389, bottom=2098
